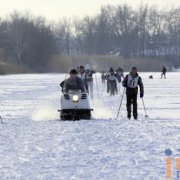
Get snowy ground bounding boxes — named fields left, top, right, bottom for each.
left=0, top=72, right=179, bottom=179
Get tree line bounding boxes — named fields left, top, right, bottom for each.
left=0, top=4, right=180, bottom=71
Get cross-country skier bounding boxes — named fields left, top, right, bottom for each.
left=85, top=64, right=95, bottom=99
left=78, top=65, right=88, bottom=91
left=101, top=70, right=106, bottom=84
left=116, top=66, right=124, bottom=93
left=106, top=67, right=118, bottom=96
left=161, top=66, right=167, bottom=79
left=116, top=66, right=124, bottom=83
left=76, top=66, right=80, bottom=73
left=122, top=67, right=144, bottom=120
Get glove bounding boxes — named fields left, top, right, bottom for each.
left=140, top=92, right=144, bottom=98
left=122, top=81, right=127, bottom=87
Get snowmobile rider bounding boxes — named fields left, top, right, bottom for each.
left=62, top=69, right=86, bottom=93
left=122, top=67, right=144, bottom=120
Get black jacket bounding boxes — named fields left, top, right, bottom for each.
left=162, top=67, right=167, bottom=73
left=62, top=77, right=85, bottom=93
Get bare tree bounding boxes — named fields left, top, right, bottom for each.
left=95, top=5, right=114, bottom=55
left=6, top=12, right=31, bottom=64
left=113, top=5, right=139, bottom=58
left=56, top=18, right=72, bottom=55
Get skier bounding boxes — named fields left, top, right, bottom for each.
left=116, top=66, right=124, bottom=93
left=85, top=64, right=95, bottom=99
left=116, top=66, right=124, bottom=83
left=61, top=69, right=85, bottom=93
left=76, top=66, right=80, bottom=73
left=161, top=66, right=167, bottom=79
left=101, top=70, right=106, bottom=84
left=78, top=65, right=88, bottom=91
left=106, top=67, right=118, bottom=96
left=122, top=66, right=144, bottom=120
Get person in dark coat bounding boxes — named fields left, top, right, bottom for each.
left=161, top=66, right=167, bottom=79
left=122, top=67, right=144, bottom=120
left=61, top=69, right=86, bottom=93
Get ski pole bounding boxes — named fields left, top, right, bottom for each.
left=0, top=116, right=3, bottom=124
left=116, top=88, right=125, bottom=119
left=142, top=98, right=148, bottom=118
left=118, top=82, right=121, bottom=95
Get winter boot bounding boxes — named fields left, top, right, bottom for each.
left=127, top=113, right=131, bottom=120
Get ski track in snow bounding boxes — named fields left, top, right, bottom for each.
left=0, top=72, right=179, bottom=179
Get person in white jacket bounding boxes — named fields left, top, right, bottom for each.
left=78, top=65, right=88, bottom=92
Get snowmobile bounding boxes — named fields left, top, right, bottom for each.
left=58, top=89, right=93, bottom=120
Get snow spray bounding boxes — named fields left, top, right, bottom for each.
left=91, top=98, right=114, bottom=119
left=32, top=104, right=58, bottom=121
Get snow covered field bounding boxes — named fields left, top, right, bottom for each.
left=0, top=72, right=179, bottom=179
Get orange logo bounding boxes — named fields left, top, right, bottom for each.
left=165, top=149, right=180, bottom=179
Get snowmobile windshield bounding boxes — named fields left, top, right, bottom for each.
left=68, top=90, right=82, bottom=94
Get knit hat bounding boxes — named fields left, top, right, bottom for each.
left=131, top=66, right=137, bottom=71
left=69, top=69, right=78, bottom=74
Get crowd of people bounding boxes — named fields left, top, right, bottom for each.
left=60, top=64, right=167, bottom=120
left=101, top=67, right=124, bottom=96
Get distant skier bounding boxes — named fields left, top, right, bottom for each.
left=106, top=67, right=118, bottom=96
left=76, top=66, right=80, bottom=73
left=78, top=65, right=88, bottom=91
left=161, top=66, right=167, bottom=79
left=116, top=66, right=124, bottom=83
left=61, top=69, right=85, bottom=93
left=116, top=66, right=124, bottom=93
left=122, top=67, right=144, bottom=120
left=101, top=70, right=106, bottom=84
left=85, top=64, right=95, bottom=99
